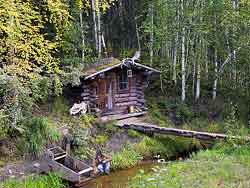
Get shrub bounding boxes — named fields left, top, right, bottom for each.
left=111, top=145, right=142, bottom=170
left=71, top=127, right=93, bottom=160
left=17, top=117, right=60, bottom=157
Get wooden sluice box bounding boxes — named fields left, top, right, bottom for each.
left=38, top=147, right=94, bottom=186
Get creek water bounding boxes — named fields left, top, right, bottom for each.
left=79, top=162, right=161, bottom=188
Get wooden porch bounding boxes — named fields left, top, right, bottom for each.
left=100, top=111, right=147, bottom=123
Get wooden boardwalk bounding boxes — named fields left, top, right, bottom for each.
left=116, top=118, right=242, bottom=141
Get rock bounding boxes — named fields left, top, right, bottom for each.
left=33, top=163, right=40, bottom=168
left=8, top=169, right=12, bottom=174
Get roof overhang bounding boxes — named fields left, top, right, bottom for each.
left=84, top=60, right=160, bottom=80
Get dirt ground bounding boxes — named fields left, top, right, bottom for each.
left=0, top=160, right=39, bottom=182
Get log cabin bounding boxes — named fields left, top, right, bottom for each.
left=75, top=57, right=160, bottom=118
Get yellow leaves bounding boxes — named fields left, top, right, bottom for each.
left=0, top=0, right=62, bottom=80
left=46, top=0, right=70, bottom=36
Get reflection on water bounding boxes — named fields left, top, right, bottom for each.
left=81, top=162, right=159, bottom=188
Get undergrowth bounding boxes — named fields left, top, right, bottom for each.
left=111, top=135, right=202, bottom=170
left=1, top=173, right=65, bottom=188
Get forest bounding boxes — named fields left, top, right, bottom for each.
left=0, top=0, right=250, bottom=187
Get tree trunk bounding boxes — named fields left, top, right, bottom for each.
left=97, top=0, right=102, bottom=58
left=135, top=18, right=141, bottom=52
left=91, top=0, right=98, bottom=52
left=102, top=34, right=107, bottom=56
left=172, top=33, right=178, bottom=85
left=181, top=0, right=186, bottom=102
left=213, top=50, right=218, bottom=100
left=149, top=3, right=154, bottom=66
left=192, top=43, right=196, bottom=97
left=205, top=46, right=209, bottom=80
left=195, top=52, right=201, bottom=100
left=79, top=10, right=85, bottom=63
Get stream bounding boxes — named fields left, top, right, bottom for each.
left=79, top=162, right=161, bottom=188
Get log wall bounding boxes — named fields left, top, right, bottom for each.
left=81, top=69, right=147, bottom=115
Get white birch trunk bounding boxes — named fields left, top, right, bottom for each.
left=181, top=28, right=186, bottom=102
left=181, top=0, right=186, bottom=102
left=149, top=3, right=154, bottom=66
left=213, top=50, right=218, bottom=100
left=172, top=33, right=178, bottom=85
left=97, top=0, right=102, bottom=58
left=192, top=46, right=196, bottom=97
left=102, top=34, right=107, bottom=56
left=91, top=0, right=98, bottom=52
left=195, top=54, right=201, bottom=100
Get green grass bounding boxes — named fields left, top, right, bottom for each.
left=130, top=144, right=250, bottom=188
left=111, top=145, right=143, bottom=170
left=111, top=135, right=202, bottom=170
left=1, top=173, right=65, bottom=188
left=134, top=135, right=200, bottom=159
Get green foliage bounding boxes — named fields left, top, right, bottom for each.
left=0, top=0, right=61, bottom=77
left=130, top=145, right=250, bottom=188
left=127, top=130, right=141, bottom=138
left=147, top=99, right=171, bottom=127
left=70, top=115, right=95, bottom=160
left=52, top=97, right=70, bottom=117
left=1, top=173, right=65, bottom=188
left=175, top=103, right=194, bottom=123
left=0, top=75, right=33, bottom=135
left=95, top=135, right=109, bottom=145
left=111, top=145, right=142, bottom=170
left=29, top=77, right=50, bottom=103
left=96, top=121, right=120, bottom=136
left=17, top=117, right=60, bottom=157
left=135, top=135, right=200, bottom=159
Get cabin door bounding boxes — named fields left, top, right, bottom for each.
left=107, top=80, right=113, bottom=111
left=97, top=78, right=113, bottom=112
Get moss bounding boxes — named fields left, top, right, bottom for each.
left=95, top=59, right=120, bottom=71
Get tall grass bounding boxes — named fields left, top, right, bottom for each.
left=111, top=145, right=143, bottom=170
left=130, top=145, right=250, bottom=188
left=1, top=173, right=65, bottom=188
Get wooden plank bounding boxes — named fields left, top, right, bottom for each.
left=115, top=97, right=138, bottom=103
left=116, top=122, right=248, bottom=141
left=115, top=101, right=137, bottom=107
left=100, top=111, right=147, bottom=122
left=78, top=167, right=94, bottom=175
left=54, top=154, right=67, bottom=161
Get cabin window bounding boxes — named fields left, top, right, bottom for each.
left=119, top=70, right=128, bottom=90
